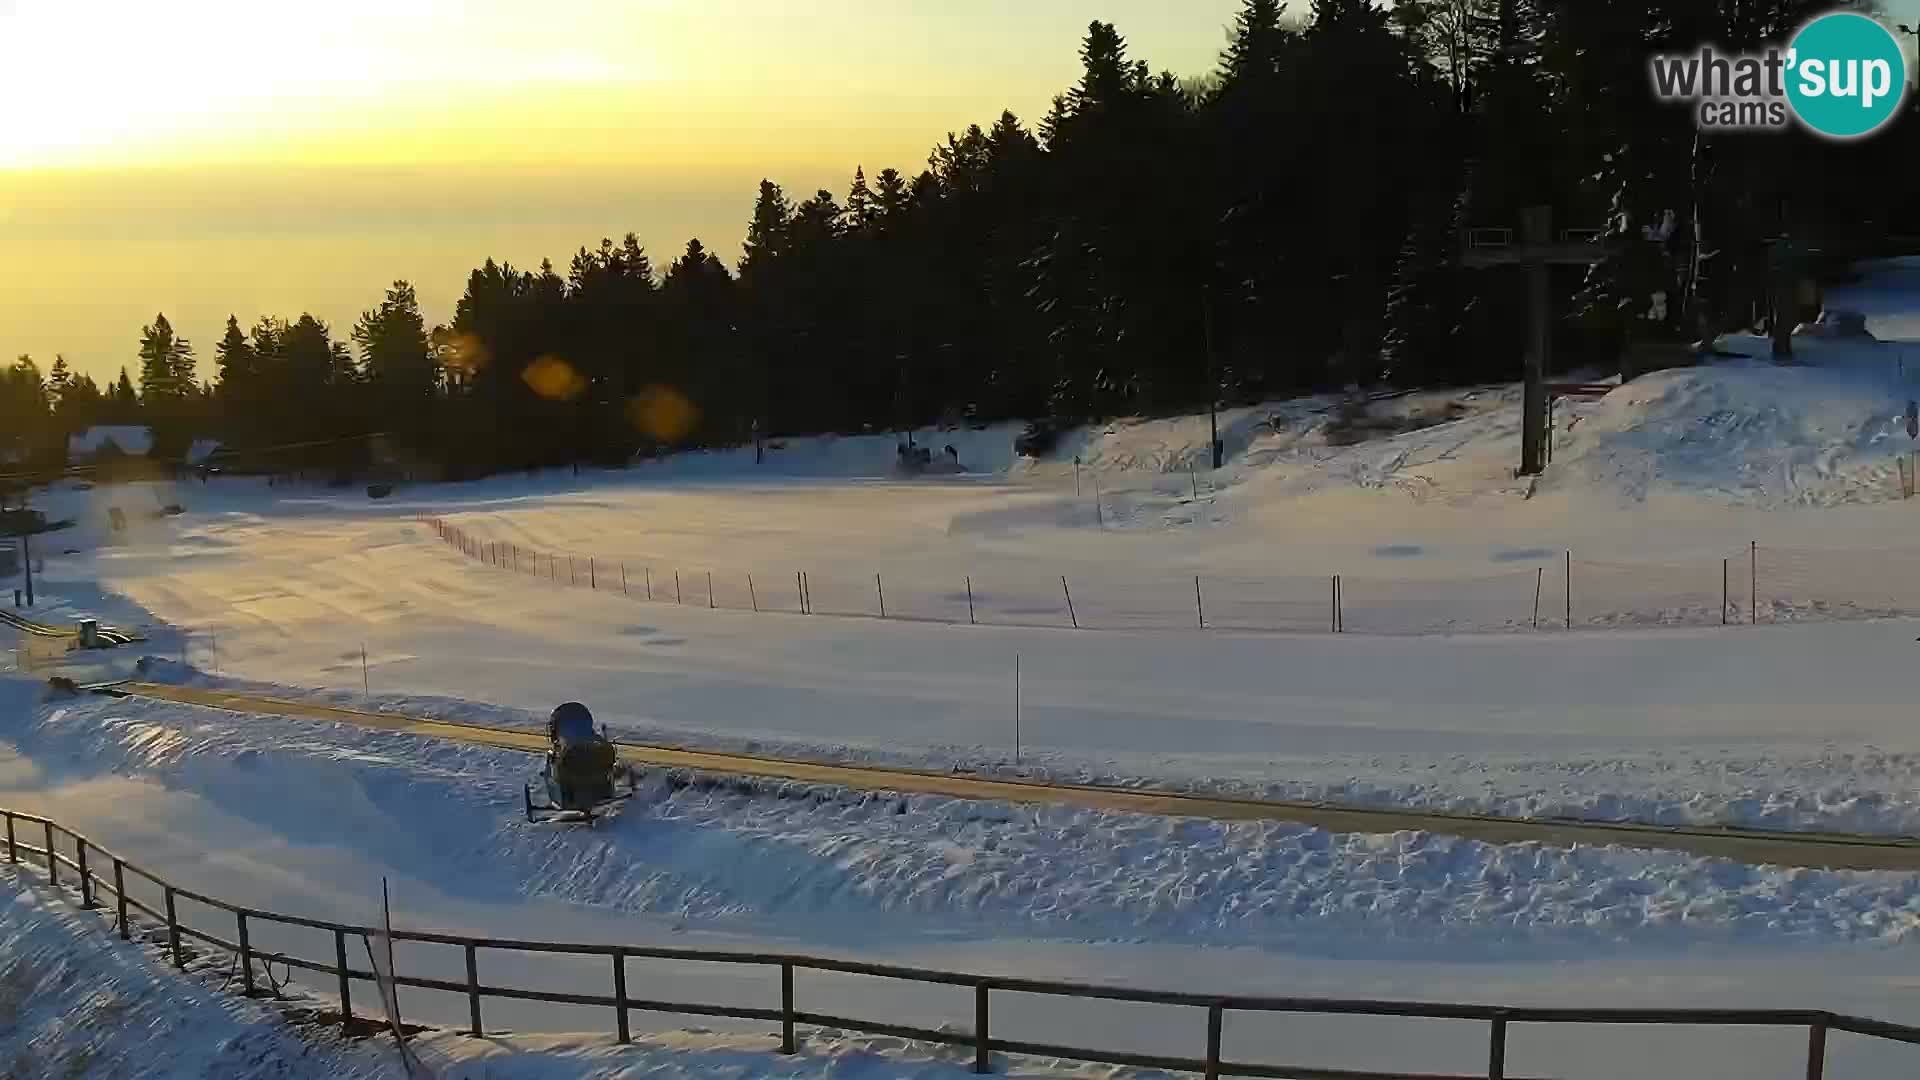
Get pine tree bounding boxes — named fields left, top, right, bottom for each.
left=739, top=180, right=793, bottom=277
left=46, top=355, right=69, bottom=398
left=846, top=167, right=876, bottom=231
left=873, top=169, right=910, bottom=225
left=214, top=316, right=255, bottom=392
left=1220, top=0, right=1296, bottom=92
left=354, top=281, right=435, bottom=401
left=137, top=313, right=193, bottom=402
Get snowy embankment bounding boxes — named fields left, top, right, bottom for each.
left=2, top=867, right=1112, bottom=1080
left=12, top=682, right=1920, bottom=958
left=144, top=659, right=1920, bottom=840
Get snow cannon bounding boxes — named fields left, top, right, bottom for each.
left=524, top=701, right=638, bottom=825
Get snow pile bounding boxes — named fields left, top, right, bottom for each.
left=14, top=689, right=1920, bottom=956
left=0, top=867, right=1124, bottom=1079
left=0, top=869, right=387, bottom=1079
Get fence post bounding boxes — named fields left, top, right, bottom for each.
left=76, top=838, right=93, bottom=908
left=44, top=822, right=56, bottom=886
left=780, top=962, right=796, bottom=1054
left=1489, top=1014, right=1508, bottom=1080
left=1565, top=550, right=1573, bottom=629
left=465, top=943, right=482, bottom=1035
left=876, top=574, right=886, bottom=618
left=966, top=576, right=976, bottom=625
left=749, top=574, right=758, bottom=612
left=1806, top=1018, right=1827, bottom=1080
left=334, top=928, right=354, bottom=1035
left=114, top=859, right=128, bottom=938
left=4, top=812, right=13, bottom=863
left=974, top=982, right=991, bottom=1073
left=709, top=571, right=716, bottom=609
left=612, top=950, right=630, bottom=1044
left=1062, top=576, right=1078, bottom=628
left=164, top=886, right=182, bottom=967
left=238, top=911, right=255, bottom=995
left=1205, top=1003, right=1223, bottom=1080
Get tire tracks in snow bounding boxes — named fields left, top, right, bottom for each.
left=85, top=680, right=1920, bottom=874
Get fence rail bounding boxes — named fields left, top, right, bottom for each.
left=6, top=805, right=1920, bottom=1079
left=420, top=516, right=1920, bottom=637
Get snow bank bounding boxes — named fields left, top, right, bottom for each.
left=13, top=688, right=1920, bottom=958
left=0, top=866, right=1125, bottom=1079
left=0, top=867, right=387, bottom=1078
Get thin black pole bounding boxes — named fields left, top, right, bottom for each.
left=466, top=943, right=482, bottom=1035
left=974, top=983, right=992, bottom=1074
left=1061, top=576, right=1077, bottom=628
left=614, top=951, right=631, bottom=1044
left=334, top=929, right=353, bottom=1035
left=780, top=963, right=796, bottom=1054
left=876, top=574, right=886, bottom=618
left=1533, top=567, right=1543, bottom=630
left=1015, top=654, right=1022, bottom=764
left=1195, top=575, right=1205, bottom=628
left=749, top=574, right=758, bottom=612
left=708, top=571, right=715, bottom=609
left=1566, top=550, right=1573, bottom=630
left=966, top=577, right=975, bottom=624
left=1751, top=540, right=1758, bottom=625
left=1723, top=558, right=1730, bottom=624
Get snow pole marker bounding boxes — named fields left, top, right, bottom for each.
left=749, top=574, right=758, bottom=612
left=362, top=643, right=370, bottom=697
left=708, top=571, right=715, bottom=609
left=876, top=574, right=886, bottom=618
left=675, top=571, right=682, bottom=605
left=1195, top=575, right=1205, bottom=628
left=966, top=576, right=975, bottom=625
left=1061, top=576, right=1078, bottom=628
left=1533, top=567, right=1542, bottom=630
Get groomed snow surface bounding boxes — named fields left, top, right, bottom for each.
left=5, top=258, right=1920, bottom=1076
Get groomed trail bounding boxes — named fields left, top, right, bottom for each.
left=94, top=680, right=1920, bottom=873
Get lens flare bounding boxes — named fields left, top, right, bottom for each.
left=438, top=331, right=492, bottom=376
left=523, top=355, right=587, bottom=401
left=626, top=385, right=699, bottom=442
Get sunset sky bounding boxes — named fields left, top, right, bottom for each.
left=3, top=0, right=1917, bottom=384
left=0, top=0, right=1244, bottom=384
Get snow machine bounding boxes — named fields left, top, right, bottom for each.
left=524, top=702, right=637, bottom=825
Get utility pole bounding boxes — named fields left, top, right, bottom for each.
left=1461, top=206, right=1606, bottom=476
left=1202, top=292, right=1222, bottom=470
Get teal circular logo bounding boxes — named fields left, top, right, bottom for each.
left=1785, top=13, right=1908, bottom=138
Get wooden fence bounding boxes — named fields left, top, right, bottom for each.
left=7, top=804, right=1920, bottom=1079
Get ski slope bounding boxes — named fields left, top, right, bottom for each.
left=6, top=257, right=1920, bottom=1076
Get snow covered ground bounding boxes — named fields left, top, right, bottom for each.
left=6, top=258, right=1920, bottom=1076
left=6, top=675, right=1920, bottom=1079
left=4, top=862, right=1143, bottom=1079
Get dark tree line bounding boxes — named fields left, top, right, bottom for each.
left=4, top=0, right=1915, bottom=478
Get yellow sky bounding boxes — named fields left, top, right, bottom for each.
left=1, top=0, right=1245, bottom=382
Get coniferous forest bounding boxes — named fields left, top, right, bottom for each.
left=4, top=0, right=1916, bottom=479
